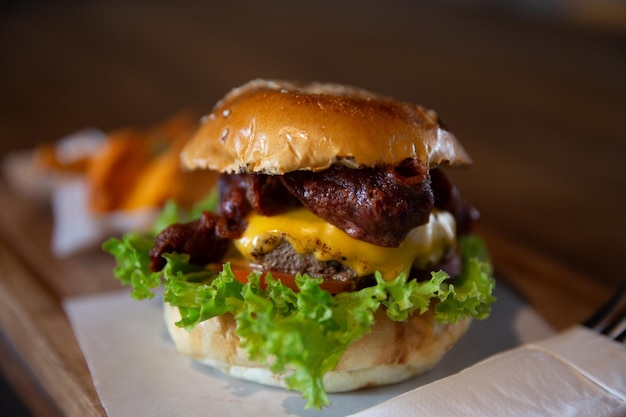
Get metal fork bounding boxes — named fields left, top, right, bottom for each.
left=583, top=281, right=626, bottom=343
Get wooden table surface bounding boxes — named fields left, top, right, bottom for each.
left=1, top=2, right=625, bottom=416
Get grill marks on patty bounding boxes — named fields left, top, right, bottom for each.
left=150, top=161, right=477, bottom=281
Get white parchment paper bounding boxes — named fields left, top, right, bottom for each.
left=351, top=326, right=626, bottom=417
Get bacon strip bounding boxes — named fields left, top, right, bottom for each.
left=281, top=159, right=434, bottom=247
left=149, top=211, right=228, bottom=271
left=149, top=162, right=479, bottom=272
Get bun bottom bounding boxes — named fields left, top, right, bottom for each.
left=164, top=303, right=471, bottom=392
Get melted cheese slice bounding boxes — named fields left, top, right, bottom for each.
left=234, top=207, right=456, bottom=280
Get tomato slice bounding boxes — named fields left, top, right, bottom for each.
left=228, top=264, right=353, bottom=294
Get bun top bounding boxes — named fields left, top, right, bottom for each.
left=181, top=79, right=472, bottom=174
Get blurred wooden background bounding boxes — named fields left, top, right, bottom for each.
left=2, top=0, right=624, bottom=285
left=0, top=1, right=625, bottom=416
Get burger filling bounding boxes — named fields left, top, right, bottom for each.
left=235, top=207, right=457, bottom=291
left=149, top=161, right=478, bottom=291
left=104, top=159, right=494, bottom=410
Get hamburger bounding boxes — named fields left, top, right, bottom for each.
left=104, top=79, right=495, bottom=409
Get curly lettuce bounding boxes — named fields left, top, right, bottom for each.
left=102, top=198, right=496, bottom=409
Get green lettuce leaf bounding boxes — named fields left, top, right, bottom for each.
left=103, top=227, right=495, bottom=409
left=102, top=232, right=161, bottom=300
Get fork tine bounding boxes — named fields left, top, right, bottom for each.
left=602, top=306, right=626, bottom=341
left=583, top=281, right=626, bottom=334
